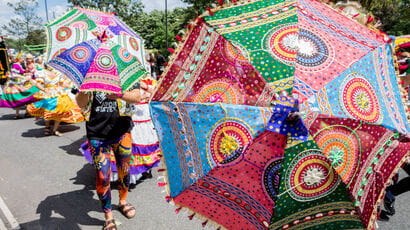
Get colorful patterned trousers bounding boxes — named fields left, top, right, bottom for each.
left=89, top=133, right=132, bottom=213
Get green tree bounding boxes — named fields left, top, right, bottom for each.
left=2, top=0, right=43, bottom=51
left=334, top=0, right=410, bottom=35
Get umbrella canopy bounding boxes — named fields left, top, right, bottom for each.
left=45, top=7, right=150, bottom=95
left=151, top=101, right=282, bottom=229
left=150, top=0, right=410, bottom=229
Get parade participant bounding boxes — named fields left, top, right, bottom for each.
left=146, top=53, right=156, bottom=79
left=380, top=161, right=410, bottom=221
left=80, top=79, right=161, bottom=185
left=25, top=54, right=35, bottom=76
left=76, top=85, right=151, bottom=230
left=156, top=51, right=165, bottom=76
left=0, top=57, right=40, bottom=119
left=0, top=36, right=9, bottom=86
left=34, top=56, right=45, bottom=72
left=27, top=67, right=84, bottom=136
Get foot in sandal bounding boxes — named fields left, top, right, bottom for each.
left=118, top=202, right=136, bottom=219
left=102, top=219, right=117, bottom=230
left=53, top=131, right=63, bottom=137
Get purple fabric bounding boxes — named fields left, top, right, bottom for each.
left=132, top=144, right=159, bottom=155
left=11, top=63, right=25, bottom=74
left=48, top=39, right=100, bottom=87
left=109, top=17, right=140, bottom=38
left=81, top=141, right=160, bottom=175
left=0, top=95, right=38, bottom=108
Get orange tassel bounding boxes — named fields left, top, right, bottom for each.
left=158, top=182, right=167, bottom=187
left=168, top=48, right=175, bottom=53
left=175, top=35, right=182, bottom=41
left=202, top=220, right=208, bottom=227
left=157, top=168, right=166, bottom=172
left=165, top=196, right=172, bottom=202
left=217, top=0, right=223, bottom=5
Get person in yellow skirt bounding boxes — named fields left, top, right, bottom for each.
left=27, top=66, right=84, bottom=136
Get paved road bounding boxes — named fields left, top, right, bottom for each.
left=0, top=107, right=212, bottom=230
left=0, top=107, right=409, bottom=230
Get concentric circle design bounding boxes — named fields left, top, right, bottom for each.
left=129, top=37, right=139, bottom=51
left=95, top=53, right=115, bottom=71
left=192, top=79, right=244, bottom=104
left=263, top=23, right=298, bottom=66
left=207, top=118, right=253, bottom=167
left=70, top=46, right=91, bottom=63
left=296, top=28, right=333, bottom=72
left=118, top=47, right=133, bottom=63
left=286, top=149, right=340, bottom=202
left=263, top=157, right=283, bottom=201
left=223, top=41, right=252, bottom=67
left=56, top=27, right=72, bottom=41
left=70, top=21, right=89, bottom=30
left=314, top=125, right=360, bottom=185
left=52, top=48, right=67, bottom=59
left=340, top=73, right=381, bottom=123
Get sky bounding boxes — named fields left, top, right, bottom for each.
left=0, top=0, right=189, bottom=31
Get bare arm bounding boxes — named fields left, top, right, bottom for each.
left=106, top=88, right=149, bottom=104
left=75, top=92, right=91, bottom=108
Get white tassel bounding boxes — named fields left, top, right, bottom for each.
left=157, top=176, right=165, bottom=180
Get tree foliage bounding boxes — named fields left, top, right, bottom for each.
left=335, top=0, right=410, bottom=35
left=2, top=0, right=43, bottom=51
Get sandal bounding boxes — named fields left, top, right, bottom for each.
left=44, top=127, right=51, bottom=136
left=13, top=115, right=21, bottom=120
left=102, top=219, right=117, bottom=230
left=118, top=203, right=136, bottom=219
left=53, top=131, right=63, bottom=137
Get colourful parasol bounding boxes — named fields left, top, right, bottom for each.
left=150, top=0, right=410, bottom=229
left=151, top=101, right=281, bottom=229
left=45, top=7, right=150, bottom=95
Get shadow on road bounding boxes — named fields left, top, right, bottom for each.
left=59, top=135, right=87, bottom=156
left=0, top=113, right=33, bottom=120
left=19, top=164, right=104, bottom=230
left=21, top=125, right=81, bottom=138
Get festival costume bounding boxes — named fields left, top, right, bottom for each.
left=0, top=39, right=9, bottom=85
left=86, top=92, right=133, bottom=213
left=81, top=102, right=161, bottom=184
left=0, top=63, right=40, bottom=108
left=26, top=70, right=84, bottom=123
left=90, top=133, right=132, bottom=213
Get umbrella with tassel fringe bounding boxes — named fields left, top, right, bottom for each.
left=150, top=0, right=410, bottom=229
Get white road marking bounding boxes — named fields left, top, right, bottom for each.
left=0, top=218, right=7, bottom=230
left=0, top=196, right=20, bottom=229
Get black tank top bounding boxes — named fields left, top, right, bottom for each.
left=86, top=92, right=133, bottom=141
